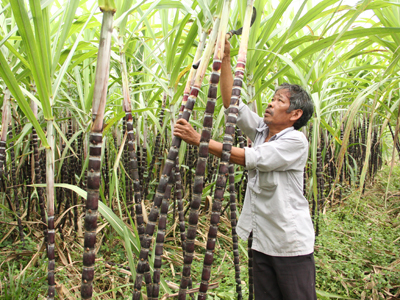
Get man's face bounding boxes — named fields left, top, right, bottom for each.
left=263, top=89, right=294, bottom=127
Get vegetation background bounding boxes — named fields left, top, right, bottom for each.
left=0, top=0, right=399, bottom=299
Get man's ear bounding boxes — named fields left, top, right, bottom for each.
left=290, top=109, right=303, bottom=122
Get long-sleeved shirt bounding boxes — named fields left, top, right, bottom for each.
left=232, top=101, right=315, bottom=257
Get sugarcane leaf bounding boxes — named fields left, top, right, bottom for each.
left=52, top=6, right=96, bottom=98
left=0, top=37, right=30, bottom=69
left=122, top=226, right=137, bottom=281
left=51, top=0, right=80, bottom=77
left=10, top=0, right=51, bottom=119
left=19, top=86, right=43, bottom=110
left=33, top=182, right=141, bottom=254
left=114, top=0, right=147, bottom=29
left=56, top=129, right=83, bottom=178
left=316, top=290, right=357, bottom=299
left=0, top=51, right=49, bottom=147
left=170, top=20, right=198, bottom=85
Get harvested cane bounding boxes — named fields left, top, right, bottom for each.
left=81, top=2, right=115, bottom=298
left=198, top=1, right=255, bottom=298
left=178, top=2, right=231, bottom=299
left=131, top=18, right=221, bottom=300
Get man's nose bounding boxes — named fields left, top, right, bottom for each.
left=268, top=102, right=273, bottom=108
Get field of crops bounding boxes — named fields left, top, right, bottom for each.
left=0, top=0, right=399, bottom=299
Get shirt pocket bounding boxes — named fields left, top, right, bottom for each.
left=258, top=171, right=278, bottom=191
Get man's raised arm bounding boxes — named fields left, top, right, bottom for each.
left=220, top=39, right=234, bottom=109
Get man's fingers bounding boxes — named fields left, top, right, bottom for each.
left=176, top=118, right=187, bottom=125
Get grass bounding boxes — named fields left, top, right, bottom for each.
left=0, top=165, right=399, bottom=299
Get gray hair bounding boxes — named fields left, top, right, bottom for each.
left=276, top=83, right=314, bottom=130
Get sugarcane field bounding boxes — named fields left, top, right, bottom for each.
left=1, top=0, right=400, bottom=299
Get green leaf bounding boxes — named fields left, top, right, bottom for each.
left=0, top=51, right=49, bottom=147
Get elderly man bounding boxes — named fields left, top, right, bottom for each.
left=173, top=41, right=316, bottom=299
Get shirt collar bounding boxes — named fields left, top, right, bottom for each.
left=258, top=125, right=294, bottom=141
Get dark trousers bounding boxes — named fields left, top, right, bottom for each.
left=252, top=250, right=317, bottom=300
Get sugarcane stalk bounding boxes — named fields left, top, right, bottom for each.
left=144, top=94, right=166, bottom=200
left=197, top=1, right=254, bottom=298
left=179, top=3, right=230, bottom=298
left=178, top=31, right=208, bottom=118
left=0, top=89, right=11, bottom=181
left=81, top=4, right=115, bottom=299
left=248, top=231, right=254, bottom=300
left=228, top=164, right=242, bottom=299
left=131, top=18, right=221, bottom=300
left=175, top=157, right=186, bottom=250
left=9, top=124, right=24, bottom=244
left=151, top=167, right=176, bottom=299
left=46, top=119, right=56, bottom=300
left=389, top=123, right=400, bottom=159
left=123, top=118, right=133, bottom=208
left=119, top=34, right=145, bottom=242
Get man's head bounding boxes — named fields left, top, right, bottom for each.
left=271, top=83, right=313, bottom=130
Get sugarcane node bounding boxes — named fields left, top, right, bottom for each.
left=209, top=77, right=219, bottom=90
left=47, top=246, right=55, bottom=258
left=158, top=218, right=166, bottom=228
left=204, top=252, right=214, bottom=265
left=87, top=176, right=101, bottom=191
left=48, top=217, right=55, bottom=228
left=188, top=211, right=199, bottom=224
left=183, top=255, right=193, bottom=264
left=154, top=260, right=162, bottom=268
left=233, top=79, right=243, bottom=87
left=82, top=267, right=94, bottom=282
left=83, top=252, right=95, bottom=265
left=209, top=226, right=218, bottom=237
left=236, top=64, right=246, bottom=71
left=88, top=158, right=101, bottom=170
left=181, top=111, right=191, bottom=121
left=221, top=152, right=231, bottom=162
left=84, top=218, right=97, bottom=232
left=200, top=284, right=209, bottom=293
left=201, top=268, right=211, bottom=281
left=205, top=101, right=216, bottom=114
left=212, top=61, right=222, bottom=71
left=47, top=233, right=55, bottom=244
left=206, top=239, right=216, bottom=250
left=153, top=285, right=160, bottom=294
left=48, top=260, right=55, bottom=269
left=189, top=88, right=199, bottom=98
left=48, top=273, right=55, bottom=283
left=227, top=116, right=238, bottom=124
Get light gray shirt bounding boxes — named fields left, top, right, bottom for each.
left=233, top=101, right=315, bottom=257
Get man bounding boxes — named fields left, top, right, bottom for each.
left=173, top=41, right=316, bottom=299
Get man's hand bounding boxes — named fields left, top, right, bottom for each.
left=173, top=119, right=200, bottom=146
